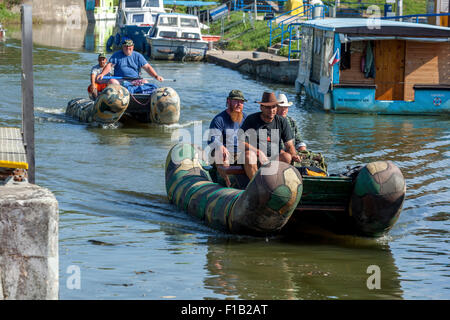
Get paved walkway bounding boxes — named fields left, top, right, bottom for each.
left=206, top=49, right=290, bottom=64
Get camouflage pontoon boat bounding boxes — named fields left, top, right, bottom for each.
left=165, top=143, right=406, bottom=238
left=66, top=84, right=180, bottom=125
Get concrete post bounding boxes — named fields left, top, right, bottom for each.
left=0, top=183, right=59, bottom=300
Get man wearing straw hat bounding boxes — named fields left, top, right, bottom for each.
left=276, top=93, right=306, bottom=152
left=276, top=93, right=328, bottom=174
left=239, top=92, right=301, bottom=179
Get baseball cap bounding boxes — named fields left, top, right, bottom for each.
left=228, top=90, right=247, bottom=102
left=98, top=53, right=106, bottom=59
left=123, top=39, right=134, bottom=47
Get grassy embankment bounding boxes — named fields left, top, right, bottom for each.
left=206, top=0, right=427, bottom=57
left=0, top=2, right=20, bottom=24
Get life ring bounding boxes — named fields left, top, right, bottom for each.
left=433, top=97, right=442, bottom=106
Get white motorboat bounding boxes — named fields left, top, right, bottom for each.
left=146, top=13, right=209, bottom=61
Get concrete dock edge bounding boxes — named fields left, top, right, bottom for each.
left=0, top=182, right=59, bottom=300
left=206, top=50, right=299, bottom=84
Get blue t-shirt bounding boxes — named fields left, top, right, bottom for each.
left=208, top=110, right=247, bottom=153
left=109, top=50, right=148, bottom=78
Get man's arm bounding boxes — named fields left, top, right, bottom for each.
left=142, top=63, right=164, bottom=82
left=284, top=140, right=300, bottom=162
left=290, top=118, right=303, bottom=147
left=90, top=72, right=97, bottom=87
left=96, top=62, right=113, bottom=81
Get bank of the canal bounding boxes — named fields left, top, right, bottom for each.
left=206, top=49, right=298, bottom=84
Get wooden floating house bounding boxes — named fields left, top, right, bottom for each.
left=295, top=18, right=450, bottom=115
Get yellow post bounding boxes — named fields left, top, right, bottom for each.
left=287, top=0, right=304, bottom=16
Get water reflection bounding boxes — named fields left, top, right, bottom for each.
left=204, top=238, right=403, bottom=300
left=84, top=21, right=115, bottom=52
left=5, top=20, right=114, bottom=52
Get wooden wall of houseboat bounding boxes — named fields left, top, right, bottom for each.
left=374, top=40, right=406, bottom=101
left=338, top=40, right=449, bottom=101
left=338, top=45, right=375, bottom=85
left=404, top=41, right=450, bottom=101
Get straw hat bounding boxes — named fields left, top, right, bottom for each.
left=277, top=94, right=293, bottom=107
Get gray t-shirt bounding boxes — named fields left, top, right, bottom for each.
left=90, top=64, right=112, bottom=77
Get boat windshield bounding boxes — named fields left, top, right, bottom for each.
left=131, top=14, right=145, bottom=23
left=144, top=0, right=161, bottom=7
left=180, top=18, right=198, bottom=28
left=159, top=16, right=178, bottom=27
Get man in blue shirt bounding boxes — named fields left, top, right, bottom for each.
left=208, top=90, right=247, bottom=186
left=97, top=39, right=163, bottom=84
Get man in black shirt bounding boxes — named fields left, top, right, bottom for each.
left=239, top=92, right=301, bottom=179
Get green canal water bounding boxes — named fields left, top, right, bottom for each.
left=0, top=25, right=448, bottom=300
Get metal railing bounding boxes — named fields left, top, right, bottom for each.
left=268, top=4, right=328, bottom=47
left=286, top=23, right=302, bottom=61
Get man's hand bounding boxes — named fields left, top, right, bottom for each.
left=220, top=145, right=230, bottom=165
left=257, top=150, right=269, bottom=165
left=292, top=154, right=301, bottom=163
left=96, top=74, right=104, bottom=81
left=155, top=75, right=164, bottom=82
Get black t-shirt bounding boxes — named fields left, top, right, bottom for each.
left=240, top=112, right=293, bottom=158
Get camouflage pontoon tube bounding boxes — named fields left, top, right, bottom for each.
left=150, top=87, right=180, bottom=124
left=349, top=160, right=406, bottom=237
left=165, top=143, right=303, bottom=235
left=66, top=84, right=130, bottom=124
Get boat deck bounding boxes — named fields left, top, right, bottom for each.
left=0, top=127, right=28, bottom=170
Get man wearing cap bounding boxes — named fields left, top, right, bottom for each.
left=208, top=90, right=248, bottom=186
left=88, top=53, right=110, bottom=99
left=276, top=93, right=306, bottom=152
left=239, top=91, right=301, bottom=179
left=97, top=39, right=163, bottom=84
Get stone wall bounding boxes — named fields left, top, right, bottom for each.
left=13, top=0, right=89, bottom=24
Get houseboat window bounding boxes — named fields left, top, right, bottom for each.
left=180, top=18, right=198, bottom=28
left=181, top=32, right=200, bottom=40
left=159, top=16, right=178, bottom=26
left=159, top=31, right=178, bottom=38
left=124, top=0, right=141, bottom=8
left=144, top=0, right=160, bottom=7
left=132, top=14, right=144, bottom=23
left=310, top=30, right=323, bottom=83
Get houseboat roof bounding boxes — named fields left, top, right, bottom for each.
left=300, top=18, right=450, bottom=38
left=163, top=1, right=218, bottom=6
